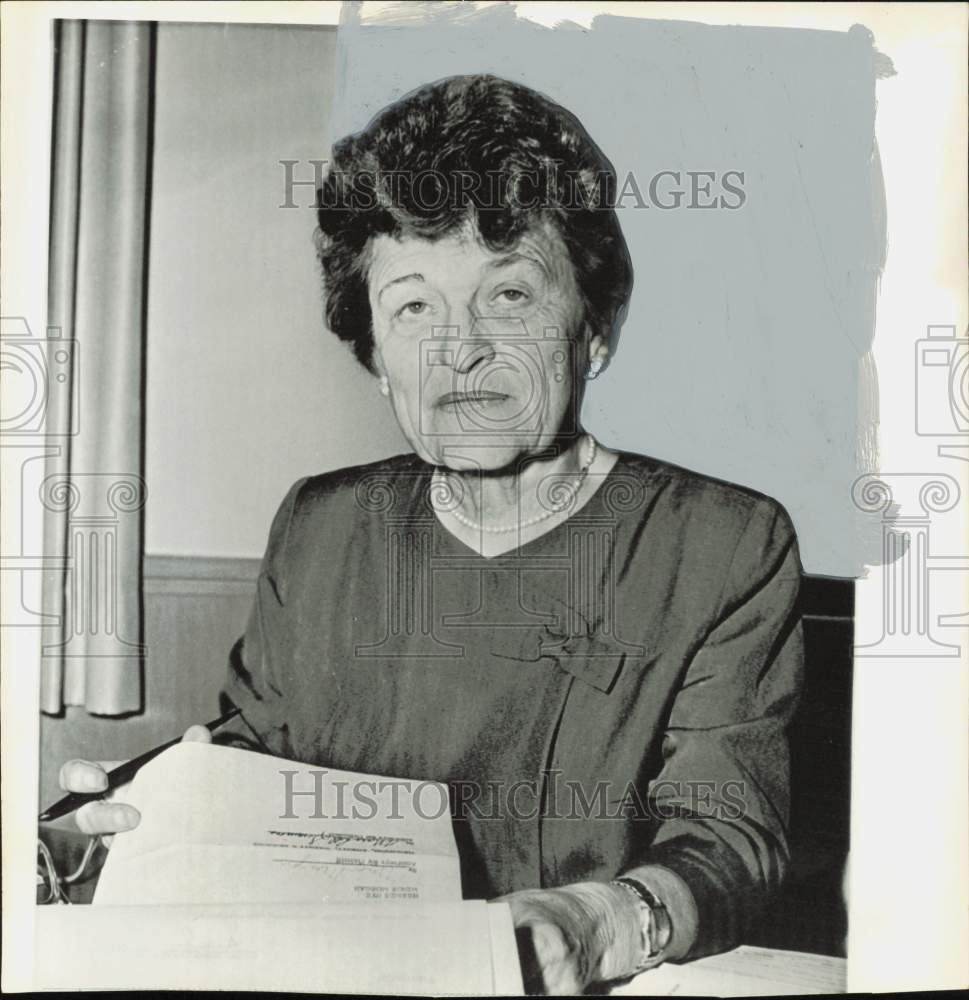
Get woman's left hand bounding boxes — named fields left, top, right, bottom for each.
left=495, top=881, right=644, bottom=995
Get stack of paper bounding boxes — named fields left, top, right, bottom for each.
left=616, top=944, right=847, bottom=996
left=38, top=742, right=524, bottom=994
left=36, top=901, right=524, bottom=994
left=94, top=742, right=464, bottom=906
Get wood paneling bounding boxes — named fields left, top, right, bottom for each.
left=38, top=555, right=259, bottom=811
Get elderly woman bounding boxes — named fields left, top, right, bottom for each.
left=61, top=75, right=803, bottom=994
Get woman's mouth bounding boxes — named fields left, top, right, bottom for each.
left=436, top=390, right=511, bottom=409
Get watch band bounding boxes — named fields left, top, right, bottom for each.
left=612, top=876, right=673, bottom=968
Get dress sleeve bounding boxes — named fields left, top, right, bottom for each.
left=219, top=478, right=307, bottom=757
left=622, top=497, right=805, bottom=961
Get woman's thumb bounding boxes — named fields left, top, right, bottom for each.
left=181, top=724, right=213, bottom=744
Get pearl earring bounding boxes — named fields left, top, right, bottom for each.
left=378, top=376, right=390, bottom=397
left=586, top=359, right=604, bottom=380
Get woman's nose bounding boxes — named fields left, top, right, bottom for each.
left=454, top=339, right=496, bottom=374
left=446, top=303, right=495, bottom=373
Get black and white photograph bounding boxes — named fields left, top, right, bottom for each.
left=2, top=1, right=966, bottom=995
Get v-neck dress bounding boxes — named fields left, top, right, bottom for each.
left=223, top=451, right=804, bottom=959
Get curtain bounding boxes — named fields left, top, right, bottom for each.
left=40, top=20, right=155, bottom=716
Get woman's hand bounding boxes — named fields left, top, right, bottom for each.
left=496, top=881, right=645, bottom=995
left=57, top=724, right=212, bottom=844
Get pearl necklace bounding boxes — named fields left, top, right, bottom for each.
left=431, top=436, right=597, bottom=534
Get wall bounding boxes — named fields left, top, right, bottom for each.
left=144, top=15, right=883, bottom=573
left=332, top=7, right=885, bottom=578
left=143, top=21, right=407, bottom=559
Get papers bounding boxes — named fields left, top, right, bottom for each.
left=77, top=743, right=524, bottom=994
left=616, top=945, right=847, bottom=996
left=94, top=741, right=463, bottom=906
left=35, top=901, right=524, bottom=995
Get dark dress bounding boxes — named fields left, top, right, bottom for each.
left=223, top=451, right=804, bottom=959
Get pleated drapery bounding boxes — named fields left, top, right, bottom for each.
left=41, top=20, right=155, bottom=716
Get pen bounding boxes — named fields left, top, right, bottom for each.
left=38, top=707, right=242, bottom=823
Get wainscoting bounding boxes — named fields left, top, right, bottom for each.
left=38, top=555, right=260, bottom=809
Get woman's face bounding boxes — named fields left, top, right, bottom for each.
left=368, top=218, right=604, bottom=471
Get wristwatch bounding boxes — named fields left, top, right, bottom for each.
left=612, top=875, right=673, bottom=972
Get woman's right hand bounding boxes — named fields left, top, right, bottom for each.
left=57, top=724, right=212, bottom=843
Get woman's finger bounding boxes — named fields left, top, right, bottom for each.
left=505, top=898, right=583, bottom=995
left=57, top=724, right=208, bottom=840
left=58, top=758, right=109, bottom=794
left=531, top=920, right=570, bottom=967
left=531, top=921, right=579, bottom=994
left=74, top=800, right=140, bottom=836
left=521, top=921, right=581, bottom=996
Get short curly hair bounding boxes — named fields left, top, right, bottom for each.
left=315, top=74, right=633, bottom=373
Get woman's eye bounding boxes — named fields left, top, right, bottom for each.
left=495, top=288, right=529, bottom=304
left=397, top=300, right=428, bottom=318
